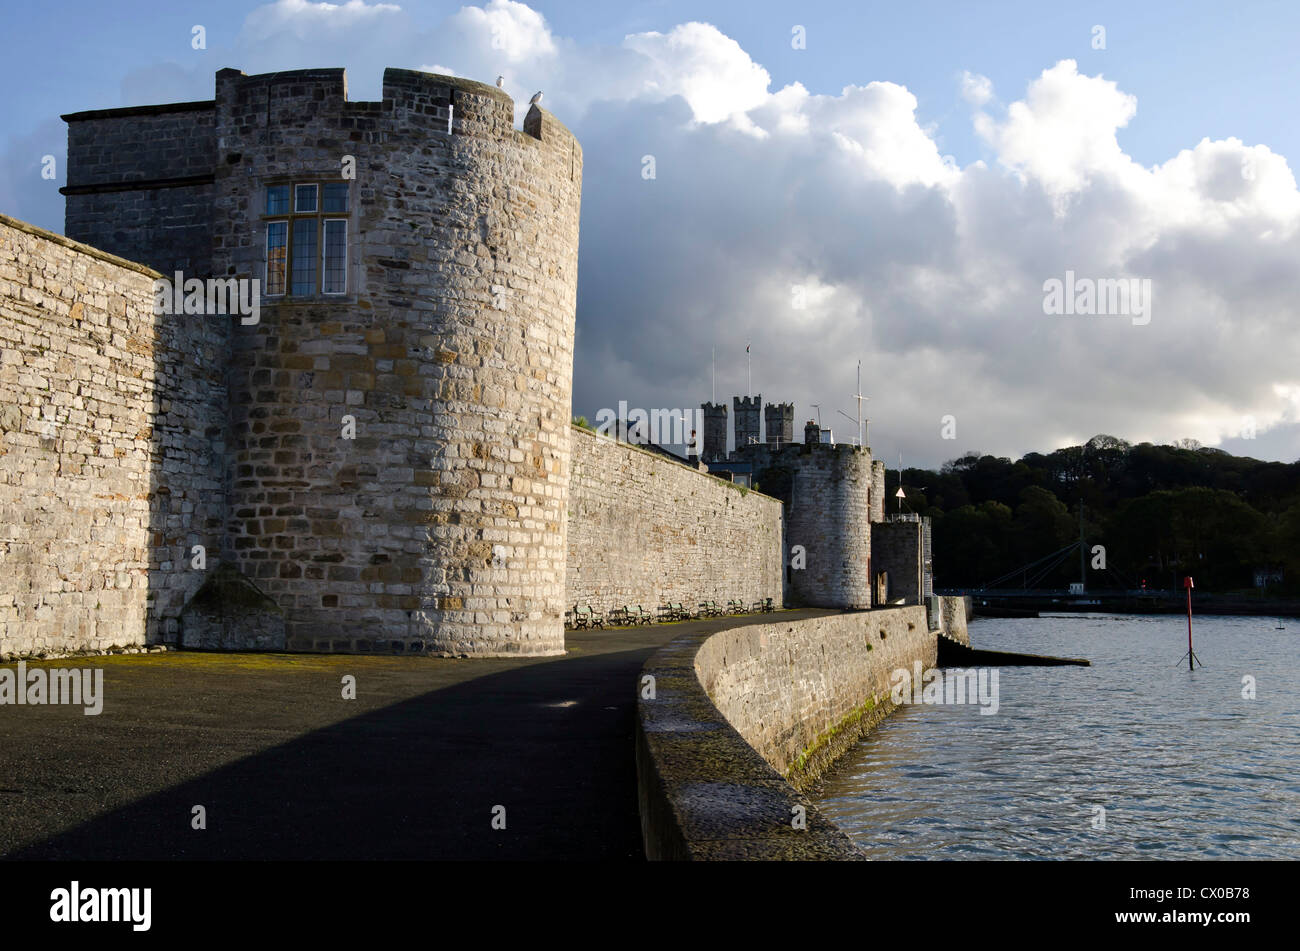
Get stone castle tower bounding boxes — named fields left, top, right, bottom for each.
left=701, top=401, right=728, bottom=462
left=733, top=395, right=761, bottom=449
left=61, top=67, right=583, bottom=656
left=731, top=439, right=876, bottom=609
left=783, top=446, right=874, bottom=608
left=764, top=402, right=793, bottom=446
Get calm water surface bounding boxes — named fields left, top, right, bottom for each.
left=812, top=614, right=1300, bottom=859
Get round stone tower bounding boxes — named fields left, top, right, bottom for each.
left=782, top=444, right=873, bottom=608
left=213, top=67, right=582, bottom=655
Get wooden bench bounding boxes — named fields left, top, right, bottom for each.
left=751, top=597, right=774, bottom=613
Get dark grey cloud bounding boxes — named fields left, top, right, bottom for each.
left=3, top=1, right=1296, bottom=467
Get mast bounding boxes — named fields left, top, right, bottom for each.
left=1078, top=501, right=1086, bottom=591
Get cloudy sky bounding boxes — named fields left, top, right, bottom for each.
left=4, top=0, right=1299, bottom=467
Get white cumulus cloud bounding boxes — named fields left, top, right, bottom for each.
left=11, top=1, right=1298, bottom=465
left=623, top=22, right=772, bottom=131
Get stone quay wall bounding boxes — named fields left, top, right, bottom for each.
left=0, top=215, right=225, bottom=655
left=697, top=607, right=935, bottom=787
left=940, top=594, right=972, bottom=646
left=636, top=606, right=937, bottom=860
left=566, top=425, right=783, bottom=614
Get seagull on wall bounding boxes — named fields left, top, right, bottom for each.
left=529, top=91, right=543, bottom=105
left=496, top=76, right=504, bottom=88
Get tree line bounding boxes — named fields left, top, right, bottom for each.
left=885, top=436, right=1300, bottom=593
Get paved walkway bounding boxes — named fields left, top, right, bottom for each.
left=0, top=609, right=837, bottom=860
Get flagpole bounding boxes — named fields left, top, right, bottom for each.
left=711, top=348, right=715, bottom=404
left=852, top=358, right=869, bottom=448
left=747, top=345, right=751, bottom=398
left=898, top=453, right=903, bottom=513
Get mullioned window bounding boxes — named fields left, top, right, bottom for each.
left=263, top=182, right=349, bottom=297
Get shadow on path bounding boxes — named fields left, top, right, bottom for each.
left=5, top=610, right=836, bottom=860
left=8, top=644, right=656, bottom=860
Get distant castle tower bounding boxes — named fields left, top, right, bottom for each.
left=734, top=395, right=762, bottom=450
left=804, top=419, right=820, bottom=444
left=701, top=402, right=729, bottom=463
left=764, top=402, right=794, bottom=447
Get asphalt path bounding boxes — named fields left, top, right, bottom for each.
left=0, top=609, right=835, bottom=860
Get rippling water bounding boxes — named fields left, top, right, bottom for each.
left=813, top=614, right=1300, bottom=859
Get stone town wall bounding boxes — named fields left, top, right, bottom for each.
left=566, top=426, right=783, bottom=614
left=0, top=215, right=225, bottom=655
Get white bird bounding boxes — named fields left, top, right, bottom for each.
left=496, top=76, right=504, bottom=88
left=529, top=91, right=543, bottom=105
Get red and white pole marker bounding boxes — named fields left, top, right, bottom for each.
left=1182, top=576, right=1203, bottom=670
